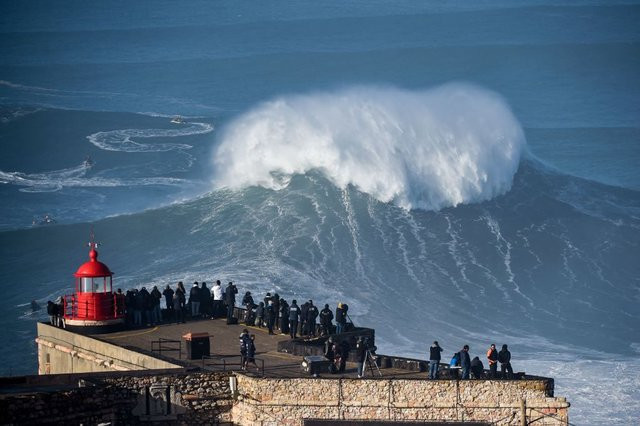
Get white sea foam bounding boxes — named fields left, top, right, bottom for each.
left=0, top=162, right=193, bottom=192
left=212, top=84, right=526, bottom=211
left=87, top=121, right=213, bottom=152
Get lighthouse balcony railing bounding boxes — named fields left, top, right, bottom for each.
left=62, top=293, right=125, bottom=320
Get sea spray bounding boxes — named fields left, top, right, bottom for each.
left=212, top=84, right=526, bottom=210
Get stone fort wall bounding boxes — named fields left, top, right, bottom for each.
left=232, top=375, right=570, bottom=425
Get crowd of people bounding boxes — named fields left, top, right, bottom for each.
left=119, top=280, right=239, bottom=327
left=429, top=341, right=514, bottom=380
left=48, top=279, right=515, bottom=380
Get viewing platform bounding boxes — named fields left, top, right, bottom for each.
left=15, top=312, right=571, bottom=425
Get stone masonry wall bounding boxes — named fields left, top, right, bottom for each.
left=232, top=375, right=570, bottom=426
left=0, top=371, right=233, bottom=425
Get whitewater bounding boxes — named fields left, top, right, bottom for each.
left=213, top=84, right=525, bottom=211
left=1, top=1, right=639, bottom=424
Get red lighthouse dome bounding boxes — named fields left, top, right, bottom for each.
left=74, top=246, right=112, bottom=278
left=62, top=241, right=124, bottom=333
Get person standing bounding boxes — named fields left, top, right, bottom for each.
left=139, top=287, right=152, bottom=326
left=265, top=300, right=275, bottom=335
left=306, top=300, right=319, bottom=337
left=486, top=343, right=498, bottom=379
left=460, top=345, right=471, bottom=379
left=189, top=283, right=200, bottom=318
left=498, top=344, right=514, bottom=379
left=279, top=299, right=290, bottom=334
left=212, top=280, right=223, bottom=318
left=355, top=337, right=367, bottom=378
left=200, top=282, right=212, bottom=318
left=225, top=281, right=238, bottom=322
left=288, top=300, right=300, bottom=339
left=162, top=285, right=174, bottom=315
left=429, top=341, right=443, bottom=379
left=176, top=281, right=186, bottom=320
left=255, top=302, right=265, bottom=328
left=242, top=291, right=254, bottom=324
left=319, top=304, right=334, bottom=336
left=245, top=335, right=259, bottom=372
left=299, top=301, right=310, bottom=336
left=239, top=329, right=250, bottom=370
left=335, top=303, right=346, bottom=334
left=173, top=291, right=184, bottom=323
left=150, top=286, right=162, bottom=324
left=272, top=294, right=280, bottom=330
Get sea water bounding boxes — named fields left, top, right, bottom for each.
left=0, top=1, right=639, bottom=424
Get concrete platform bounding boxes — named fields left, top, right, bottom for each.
left=90, top=317, right=430, bottom=379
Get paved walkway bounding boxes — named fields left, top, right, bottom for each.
left=93, top=317, right=429, bottom=379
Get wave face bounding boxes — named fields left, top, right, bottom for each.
left=5, top=160, right=638, bottom=423
left=213, top=84, right=525, bottom=210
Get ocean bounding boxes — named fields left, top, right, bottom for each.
left=1, top=1, right=639, bottom=424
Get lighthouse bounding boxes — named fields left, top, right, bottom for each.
left=62, top=240, right=125, bottom=333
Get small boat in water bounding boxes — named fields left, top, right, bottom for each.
left=170, top=115, right=185, bottom=124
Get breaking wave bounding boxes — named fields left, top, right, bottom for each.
left=212, top=84, right=526, bottom=210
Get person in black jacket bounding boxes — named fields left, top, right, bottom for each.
left=335, top=303, right=347, bottom=334
left=225, top=281, right=238, bottom=322
left=486, top=343, right=498, bottom=379
left=288, top=300, right=299, bottom=339
left=162, top=285, right=174, bottom=314
left=272, top=294, right=280, bottom=330
left=319, top=304, right=334, bottom=336
left=470, top=356, right=484, bottom=379
left=498, top=344, right=513, bottom=379
left=279, top=299, right=289, bottom=334
left=306, top=301, right=319, bottom=337
left=355, top=337, right=368, bottom=378
left=189, top=283, right=200, bottom=318
left=255, top=302, right=265, bottom=328
left=429, top=341, right=443, bottom=379
left=265, top=300, right=275, bottom=335
left=300, top=301, right=309, bottom=336
left=460, top=345, right=471, bottom=379
left=200, top=282, right=212, bottom=318
left=150, top=286, right=162, bottom=325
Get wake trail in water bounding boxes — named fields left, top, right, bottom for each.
left=212, top=83, right=525, bottom=211
left=87, top=121, right=213, bottom=152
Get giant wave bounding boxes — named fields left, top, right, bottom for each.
left=212, top=84, right=526, bottom=211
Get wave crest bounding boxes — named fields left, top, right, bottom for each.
left=212, top=84, right=525, bottom=210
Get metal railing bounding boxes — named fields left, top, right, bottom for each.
left=151, top=338, right=182, bottom=359
left=62, top=293, right=125, bottom=320
left=201, top=354, right=265, bottom=376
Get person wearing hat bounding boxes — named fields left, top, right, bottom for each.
left=429, top=341, right=443, bottom=379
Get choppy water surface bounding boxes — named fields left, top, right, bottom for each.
left=1, top=1, right=639, bottom=424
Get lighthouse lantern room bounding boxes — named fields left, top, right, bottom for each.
left=62, top=240, right=125, bottom=333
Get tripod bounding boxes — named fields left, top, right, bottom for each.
left=364, top=349, right=382, bottom=377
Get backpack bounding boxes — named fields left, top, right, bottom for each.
left=450, top=352, right=460, bottom=367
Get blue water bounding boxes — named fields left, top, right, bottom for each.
left=1, top=1, right=639, bottom=424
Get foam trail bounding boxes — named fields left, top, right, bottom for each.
left=88, top=122, right=213, bottom=152
left=0, top=162, right=192, bottom=193
left=212, top=84, right=525, bottom=211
